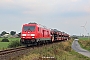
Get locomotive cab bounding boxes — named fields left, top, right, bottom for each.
left=20, top=23, right=38, bottom=45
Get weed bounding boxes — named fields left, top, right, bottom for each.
left=8, top=40, right=22, bottom=48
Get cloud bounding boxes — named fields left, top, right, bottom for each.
left=71, top=0, right=81, bottom=2
left=0, top=0, right=90, bottom=18
left=0, top=0, right=13, bottom=3
left=0, top=0, right=90, bottom=14
left=83, top=5, right=90, bottom=13
left=0, top=0, right=14, bottom=6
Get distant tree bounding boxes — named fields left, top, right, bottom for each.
left=1, top=31, right=7, bottom=36
left=10, top=31, right=16, bottom=35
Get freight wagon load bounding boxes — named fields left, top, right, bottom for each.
left=50, top=29, right=69, bottom=41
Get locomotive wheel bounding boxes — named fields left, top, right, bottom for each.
left=25, top=45, right=29, bottom=47
left=36, top=41, right=40, bottom=46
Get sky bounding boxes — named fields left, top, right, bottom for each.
left=0, top=0, right=90, bottom=36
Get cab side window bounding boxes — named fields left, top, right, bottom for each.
left=38, top=27, right=39, bottom=31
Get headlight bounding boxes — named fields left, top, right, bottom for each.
left=32, top=37, right=35, bottom=38
left=23, top=37, right=25, bottom=38
left=22, top=34, right=26, bottom=36
left=31, top=34, right=35, bottom=36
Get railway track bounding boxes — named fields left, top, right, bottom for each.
left=0, top=46, right=30, bottom=60
left=0, top=46, right=26, bottom=55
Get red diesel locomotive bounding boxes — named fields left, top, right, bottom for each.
left=20, top=23, right=70, bottom=46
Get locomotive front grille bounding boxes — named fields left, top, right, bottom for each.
left=24, top=39, right=36, bottom=44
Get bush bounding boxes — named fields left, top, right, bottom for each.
left=1, top=38, right=9, bottom=42
left=8, top=40, right=22, bottom=48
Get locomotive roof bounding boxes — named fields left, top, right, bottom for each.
left=23, top=22, right=49, bottom=30
left=28, top=22, right=37, bottom=24
left=23, top=22, right=37, bottom=26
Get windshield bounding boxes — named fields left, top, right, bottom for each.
left=23, top=26, right=35, bottom=31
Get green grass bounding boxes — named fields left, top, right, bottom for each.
left=78, top=39, right=90, bottom=52
left=0, top=42, right=10, bottom=50
left=78, top=37, right=90, bottom=51
left=79, top=37, right=90, bottom=40
left=8, top=38, right=20, bottom=41
left=0, top=38, right=20, bottom=50
left=0, top=38, right=20, bottom=42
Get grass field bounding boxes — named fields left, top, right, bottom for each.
left=0, top=42, right=10, bottom=50
left=79, top=37, right=90, bottom=40
left=78, top=37, right=90, bottom=52
left=0, top=38, right=20, bottom=50
left=0, top=38, right=20, bottom=42
left=17, top=39, right=90, bottom=60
